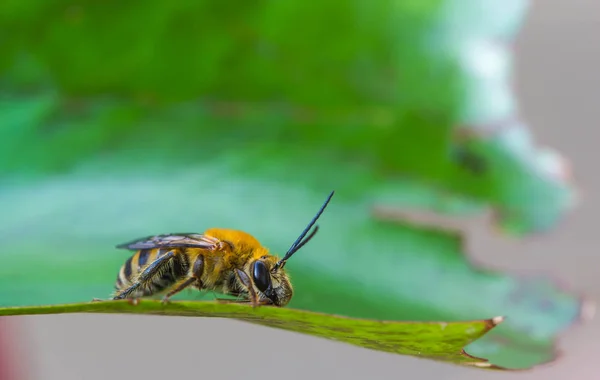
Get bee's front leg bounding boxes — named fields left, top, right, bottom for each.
left=234, top=269, right=260, bottom=308
left=215, top=298, right=272, bottom=306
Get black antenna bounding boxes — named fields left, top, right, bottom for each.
left=273, top=191, right=335, bottom=271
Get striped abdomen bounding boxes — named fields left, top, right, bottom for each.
left=115, top=248, right=190, bottom=297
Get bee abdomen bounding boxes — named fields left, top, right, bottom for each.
left=116, top=249, right=147, bottom=289
left=114, top=248, right=190, bottom=298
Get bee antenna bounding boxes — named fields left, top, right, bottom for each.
left=273, top=191, right=335, bottom=271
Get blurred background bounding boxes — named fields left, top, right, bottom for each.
left=1, top=0, right=599, bottom=379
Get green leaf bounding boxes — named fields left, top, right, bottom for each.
left=0, top=300, right=506, bottom=369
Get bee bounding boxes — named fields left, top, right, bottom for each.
left=108, top=191, right=335, bottom=307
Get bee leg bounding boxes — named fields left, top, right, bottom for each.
left=161, top=255, right=205, bottom=304
left=234, top=269, right=259, bottom=308
left=215, top=298, right=272, bottom=306
left=215, top=299, right=246, bottom=304
left=161, top=277, right=197, bottom=304
left=113, top=250, right=176, bottom=300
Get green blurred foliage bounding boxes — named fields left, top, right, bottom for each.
left=2, top=0, right=444, bottom=105
left=0, top=0, right=580, bottom=370
left=0, top=0, right=572, bottom=233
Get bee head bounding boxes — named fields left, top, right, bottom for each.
left=255, top=190, right=334, bottom=306
left=250, top=258, right=293, bottom=306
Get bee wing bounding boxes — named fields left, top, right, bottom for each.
left=115, top=233, right=220, bottom=250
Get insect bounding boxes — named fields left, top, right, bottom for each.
left=108, top=191, right=335, bottom=307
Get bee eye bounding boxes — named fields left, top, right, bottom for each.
left=252, top=261, right=271, bottom=293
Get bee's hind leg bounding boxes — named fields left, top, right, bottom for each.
left=113, top=250, right=176, bottom=300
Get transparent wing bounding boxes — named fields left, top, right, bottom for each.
left=115, top=233, right=220, bottom=250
